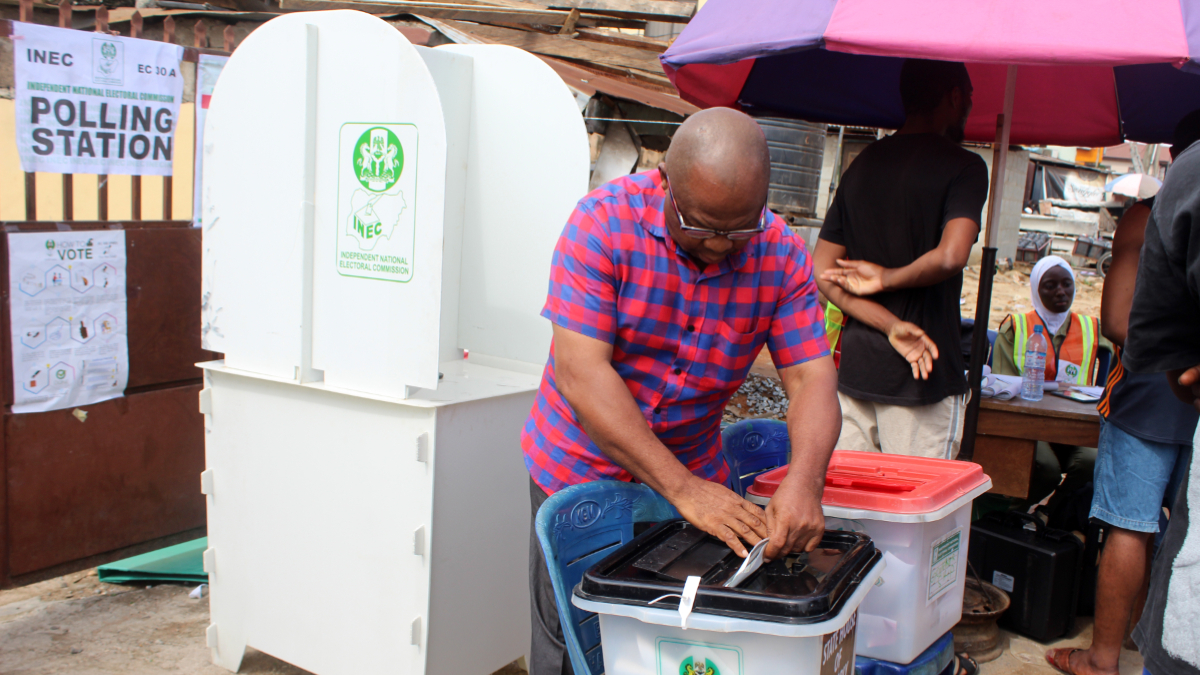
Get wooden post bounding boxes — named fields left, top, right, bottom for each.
left=98, top=175, right=108, bottom=221
left=130, top=11, right=143, bottom=220
left=97, top=5, right=109, bottom=219
left=559, top=8, right=581, bottom=35
left=25, top=174, right=36, bottom=221
left=162, top=23, right=175, bottom=220
left=20, top=0, right=34, bottom=219
left=60, top=0, right=74, bottom=221
left=960, top=64, right=1018, bottom=461
left=194, top=20, right=207, bottom=49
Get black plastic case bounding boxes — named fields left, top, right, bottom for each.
left=968, top=511, right=1083, bottom=641
left=574, top=519, right=881, bottom=625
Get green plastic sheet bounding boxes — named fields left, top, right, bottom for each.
left=97, top=537, right=208, bottom=584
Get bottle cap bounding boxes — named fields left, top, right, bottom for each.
left=1034, top=325, right=1043, bottom=334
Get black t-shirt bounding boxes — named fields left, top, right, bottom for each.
left=1126, top=144, right=1200, bottom=375
left=820, top=133, right=989, bottom=405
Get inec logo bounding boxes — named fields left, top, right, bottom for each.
left=355, top=127, right=404, bottom=192
left=337, top=122, right=418, bottom=282
left=92, top=38, right=123, bottom=86
left=681, top=657, right=718, bottom=675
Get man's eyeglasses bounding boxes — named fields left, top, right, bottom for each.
left=667, top=180, right=768, bottom=241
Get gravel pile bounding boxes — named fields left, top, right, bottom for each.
left=725, top=374, right=790, bottom=422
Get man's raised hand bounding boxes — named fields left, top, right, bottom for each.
left=888, top=321, right=939, bottom=380
left=819, top=259, right=886, bottom=297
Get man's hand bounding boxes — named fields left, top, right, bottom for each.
left=1174, top=366, right=1200, bottom=412
left=888, top=321, right=939, bottom=380
left=763, top=477, right=825, bottom=561
left=820, top=259, right=886, bottom=297
left=670, top=476, right=770, bottom=557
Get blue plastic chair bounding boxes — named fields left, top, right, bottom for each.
left=962, top=318, right=998, bottom=368
left=535, top=481, right=678, bottom=675
left=721, top=418, right=790, bottom=497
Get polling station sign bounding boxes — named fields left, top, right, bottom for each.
left=13, top=23, right=184, bottom=176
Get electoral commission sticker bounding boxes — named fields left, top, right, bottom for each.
left=336, top=122, right=419, bottom=283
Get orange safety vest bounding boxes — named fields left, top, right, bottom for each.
left=1010, top=311, right=1101, bottom=386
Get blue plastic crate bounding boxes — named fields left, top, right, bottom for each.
left=855, top=632, right=955, bottom=675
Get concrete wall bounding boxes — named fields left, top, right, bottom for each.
left=969, top=146, right=1029, bottom=265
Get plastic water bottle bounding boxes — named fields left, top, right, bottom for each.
left=1021, top=325, right=1048, bottom=401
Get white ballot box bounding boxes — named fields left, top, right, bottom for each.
left=199, top=12, right=589, bottom=674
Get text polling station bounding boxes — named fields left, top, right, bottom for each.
left=13, top=22, right=184, bottom=176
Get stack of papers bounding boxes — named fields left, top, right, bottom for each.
left=980, top=369, right=1023, bottom=400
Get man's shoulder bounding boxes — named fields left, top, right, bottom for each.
left=855, top=133, right=984, bottom=170
left=584, top=170, right=661, bottom=208
left=925, top=136, right=986, bottom=169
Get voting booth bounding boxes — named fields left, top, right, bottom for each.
left=198, top=11, right=589, bottom=674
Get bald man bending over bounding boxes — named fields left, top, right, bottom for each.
left=521, top=108, right=840, bottom=674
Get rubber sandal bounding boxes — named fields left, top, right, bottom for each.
left=1046, top=648, right=1082, bottom=675
left=955, top=652, right=979, bottom=675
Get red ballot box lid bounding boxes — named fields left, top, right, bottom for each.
left=747, top=450, right=990, bottom=514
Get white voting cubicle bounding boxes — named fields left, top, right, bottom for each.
left=199, top=11, right=589, bottom=674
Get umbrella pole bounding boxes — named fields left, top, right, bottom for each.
left=960, top=65, right=1017, bottom=461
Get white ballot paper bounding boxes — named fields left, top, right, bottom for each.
left=9, top=231, right=129, bottom=413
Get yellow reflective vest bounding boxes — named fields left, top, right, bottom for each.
left=1011, top=311, right=1100, bottom=386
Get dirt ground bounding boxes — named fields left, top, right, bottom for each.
left=0, top=564, right=1140, bottom=675
left=0, top=570, right=525, bottom=675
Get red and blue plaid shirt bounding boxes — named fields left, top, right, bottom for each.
left=522, top=170, right=829, bottom=495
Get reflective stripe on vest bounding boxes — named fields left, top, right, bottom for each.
left=1012, top=313, right=1029, bottom=373
left=1011, top=312, right=1100, bottom=385
left=824, top=302, right=844, bottom=352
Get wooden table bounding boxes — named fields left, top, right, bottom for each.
left=973, top=394, right=1102, bottom=498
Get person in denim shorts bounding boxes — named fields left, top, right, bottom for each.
left=1046, top=114, right=1200, bottom=675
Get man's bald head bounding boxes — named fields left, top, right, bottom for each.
left=664, top=108, right=771, bottom=214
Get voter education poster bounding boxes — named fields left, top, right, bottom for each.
left=9, top=231, right=130, bottom=414
left=13, top=22, right=184, bottom=176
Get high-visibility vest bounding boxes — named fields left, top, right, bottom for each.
left=825, top=302, right=844, bottom=368
left=1011, top=311, right=1100, bottom=385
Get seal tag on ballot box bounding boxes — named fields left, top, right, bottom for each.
left=336, top=122, right=419, bottom=282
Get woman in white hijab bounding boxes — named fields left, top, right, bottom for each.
left=993, top=255, right=1111, bottom=508
left=994, top=255, right=1108, bottom=384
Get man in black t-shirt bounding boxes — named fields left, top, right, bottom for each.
left=816, top=59, right=988, bottom=458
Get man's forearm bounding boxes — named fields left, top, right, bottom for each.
left=560, top=363, right=695, bottom=499
left=876, top=218, right=978, bottom=292
left=880, top=247, right=963, bottom=291
left=817, top=278, right=901, bottom=334
left=782, top=370, right=840, bottom=492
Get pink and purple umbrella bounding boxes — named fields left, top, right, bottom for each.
left=661, top=0, right=1200, bottom=146
left=660, top=0, right=1200, bottom=455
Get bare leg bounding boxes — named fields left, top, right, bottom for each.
left=1123, top=536, right=1155, bottom=649
left=1053, top=527, right=1153, bottom=675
